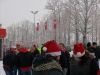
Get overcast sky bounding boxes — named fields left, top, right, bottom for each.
left=0, top=0, right=48, bottom=28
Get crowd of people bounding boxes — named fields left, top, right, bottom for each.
left=2, top=40, right=100, bottom=75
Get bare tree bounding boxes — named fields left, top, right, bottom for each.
left=66, top=0, right=98, bottom=45
left=7, top=20, right=34, bottom=47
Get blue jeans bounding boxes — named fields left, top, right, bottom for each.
left=4, top=68, right=14, bottom=75
left=13, top=66, right=17, bottom=75
left=18, top=68, right=21, bottom=75
left=62, top=68, right=68, bottom=75
left=20, top=68, right=32, bottom=75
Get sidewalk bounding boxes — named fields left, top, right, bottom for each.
left=0, top=61, right=5, bottom=75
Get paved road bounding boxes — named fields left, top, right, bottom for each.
left=0, top=61, right=5, bottom=75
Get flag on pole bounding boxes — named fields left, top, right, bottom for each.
left=53, top=19, right=57, bottom=29
left=44, top=21, right=47, bottom=30
left=36, top=23, right=39, bottom=31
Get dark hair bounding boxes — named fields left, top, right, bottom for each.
left=59, top=43, right=65, bottom=46
left=59, top=43, right=67, bottom=49
left=87, top=42, right=91, bottom=47
left=92, top=42, right=97, bottom=46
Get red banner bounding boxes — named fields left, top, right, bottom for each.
left=36, top=23, right=39, bottom=31
left=53, top=19, right=57, bottom=29
left=0, top=28, right=6, bottom=38
left=45, top=22, right=47, bottom=30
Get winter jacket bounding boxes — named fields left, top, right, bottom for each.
left=3, top=50, right=17, bottom=70
left=95, top=46, right=100, bottom=59
left=17, top=48, right=34, bottom=69
left=89, top=47, right=97, bottom=53
left=59, top=51, right=70, bottom=68
left=32, top=69, right=63, bottom=75
left=32, top=54, right=63, bottom=75
left=70, top=53, right=97, bottom=75
left=90, top=58, right=98, bottom=75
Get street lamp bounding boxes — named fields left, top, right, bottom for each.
left=31, top=11, right=38, bottom=25
left=0, top=24, right=2, bottom=27
left=30, top=11, right=38, bottom=43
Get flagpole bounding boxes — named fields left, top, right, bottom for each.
left=55, top=28, right=56, bottom=41
left=53, top=19, right=57, bottom=41
left=36, top=23, right=40, bottom=44
left=44, top=21, right=47, bottom=42
left=30, top=11, right=38, bottom=42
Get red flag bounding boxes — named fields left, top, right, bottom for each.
left=0, top=28, right=6, bottom=38
left=53, top=19, right=57, bottom=29
left=44, top=22, right=47, bottom=30
left=36, top=23, right=39, bottom=31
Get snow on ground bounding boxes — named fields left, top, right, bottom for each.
left=0, top=61, right=5, bottom=75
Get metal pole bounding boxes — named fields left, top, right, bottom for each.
left=31, top=11, right=38, bottom=43
left=34, top=14, right=36, bottom=42
left=34, top=14, right=35, bottom=26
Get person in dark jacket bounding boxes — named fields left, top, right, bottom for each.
left=17, top=46, right=34, bottom=75
left=59, top=43, right=70, bottom=75
left=89, top=42, right=97, bottom=53
left=15, top=43, right=22, bottom=75
left=89, top=42, right=99, bottom=75
left=32, top=40, right=63, bottom=75
left=95, top=46, right=100, bottom=59
left=32, top=55, right=63, bottom=75
left=91, top=42, right=100, bottom=74
left=3, top=48, right=17, bottom=75
left=70, top=43, right=98, bottom=75
left=30, top=44, right=38, bottom=55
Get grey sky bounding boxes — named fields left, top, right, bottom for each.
left=0, top=0, right=48, bottom=28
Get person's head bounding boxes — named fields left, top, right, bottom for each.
left=59, top=43, right=66, bottom=51
left=18, top=47, right=28, bottom=53
left=16, top=43, right=21, bottom=49
left=59, top=43, right=65, bottom=47
left=92, top=42, right=97, bottom=48
left=73, top=43, right=85, bottom=58
left=87, top=42, right=91, bottom=48
left=33, top=44, right=37, bottom=49
left=43, top=40, right=61, bottom=61
left=9, top=46, right=16, bottom=53
left=30, top=44, right=37, bottom=52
